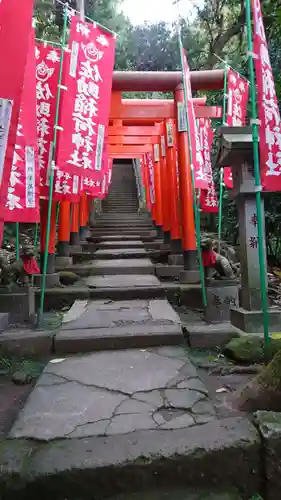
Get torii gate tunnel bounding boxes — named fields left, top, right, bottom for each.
left=107, top=69, right=224, bottom=280
left=52, top=69, right=225, bottom=280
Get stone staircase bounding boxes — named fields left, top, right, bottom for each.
left=2, top=162, right=260, bottom=500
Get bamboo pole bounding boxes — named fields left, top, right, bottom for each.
left=245, top=0, right=270, bottom=354
left=38, top=8, right=68, bottom=320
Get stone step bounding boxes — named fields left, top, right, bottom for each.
left=93, top=221, right=153, bottom=227
left=97, top=240, right=145, bottom=249
left=61, top=258, right=155, bottom=276
left=92, top=225, right=154, bottom=231
left=54, top=298, right=183, bottom=353
left=6, top=345, right=257, bottom=499
left=90, top=234, right=143, bottom=241
left=88, top=233, right=157, bottom=242
left=91, top=228, right=157, bottom=236
left=92, top=248, right=149, bottom=260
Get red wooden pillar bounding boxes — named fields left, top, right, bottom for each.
left=57, top=200, right=71, bottom=257
left=70, top=201, right=80, bottom=247
left=174, top=84, right=198, bottom=278
left=165, top=118, right=181, bottom=251
left=40, top=199, right=57, bottom=274
left=159, top=124, right=170, bottom=243
left=153, top=143, right=163, bottom=230
left=79, top=192, right=89, bottom=240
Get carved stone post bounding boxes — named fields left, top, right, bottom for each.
left=216, top=126, right=281, bottom=333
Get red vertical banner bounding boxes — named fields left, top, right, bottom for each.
left=252, top=0, right=281, bottom=190
left=56, top=16, right=116, bottom=183
left=182, top=49, right=208, bottom=190
left=198, top=119, right=218, bottom=212
left=35, top=43, right=61, bottom=198
left=3, top=29, right=40, bottom=223
left=224, top=69, right=249, bottom=188
left=0, top=0, right=34, bottom=233
left=146, top=152, right=155, bottom=204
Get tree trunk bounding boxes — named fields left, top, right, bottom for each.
left=235, top=349, right=281, bottom=412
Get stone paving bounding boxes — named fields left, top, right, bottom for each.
left=53, top=299, right=183, bottom=352
left=10, top=346, right=216, bottom=440
left=85, top=274, right=161, bottom=288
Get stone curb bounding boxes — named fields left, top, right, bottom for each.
left=0, top=417, right=260, bottom=500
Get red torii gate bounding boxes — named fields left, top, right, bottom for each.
left=108, top=89, right=223, bottom=268
left=55, top=70, right=225, bottom=280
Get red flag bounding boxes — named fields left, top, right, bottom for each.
left=0, top=0, right=34, bottom=231
left=252, top=0, right=281, bottom=190
left=3, top=29, right=40, bottom=223
left=56, top=16, right=116, bottom=182
left=182, top=49, right=208, bottom=190
left=35, top=43, right=61, bottom=199
left=224, top=69, right=249, bottom=188
left=198, top=119, right=218, bottom=212
left=226, top=69, right=249, bottom=127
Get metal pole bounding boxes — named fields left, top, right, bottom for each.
left=77, top=0, right=85, bottom=19
left=34, top=223, right=39, bottom=247
left=217, top=65, right=228, bottom=252
left=38, top=8, right=68, bottom=320
left=245, top=0, right=270, bottom=354
left=218, top=168, right=224, bottom=253
left=15, top=223, right=20, bottom=260
left=178, top=31, right=207, bottom=308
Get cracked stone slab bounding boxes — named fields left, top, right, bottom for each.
left=85, top=275, right=161, bottom=289
left=56, top=299, right=183, bottom=352
left=94, top=248, right=148, bottom=257
left=98, top=241, right=145, bottom=248
left=10, top=347, right=215, bottom=441
left=60, top=299, right=178, bottom=330
left=89, top=258, right=154, bottom=275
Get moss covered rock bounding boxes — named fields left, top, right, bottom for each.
left=59, top=271, right=79, bottom=286
left=223, top=335, right=281, bottom=364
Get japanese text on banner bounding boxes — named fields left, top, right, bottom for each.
left=35, top=43, right=60, bottom=198
left=56, top=17, right=116, bottom=183
left=3, top=29, right=40, bottom=223
left=0, top=0, right=34, bottom=234
left=182, top=49, right=208, bottom=190
left=198, top=118, right=218, bottom=212
left=252, top=0, right=281, bottom=190
left=224, top=69, right=249, bottom=188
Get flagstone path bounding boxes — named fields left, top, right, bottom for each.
left=3, top=163, right=260, bottom=499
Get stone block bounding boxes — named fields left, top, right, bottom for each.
left=230, top=307, right=281, bottom=333
left=169, top=254, right=184, bottom=266
left=0, top=312, right=9, bottom=331
left=0, top=328, right=54, bottom=356
left=204, top=280, right=239, bottom=323
left=186, top=322, right=241, bottom=349
left=0, top=288, right=35, bottom=324
left=254, top=410, right=281, bottom=500
left=69, top=244, right=82, bottom=254
left=155, top=264, right=182, bottom=279
left=55, top=256, right=73, bottom=268
left=33, top=273, right=60, bottom=289
left=180, top=270, right=201, bottom=284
